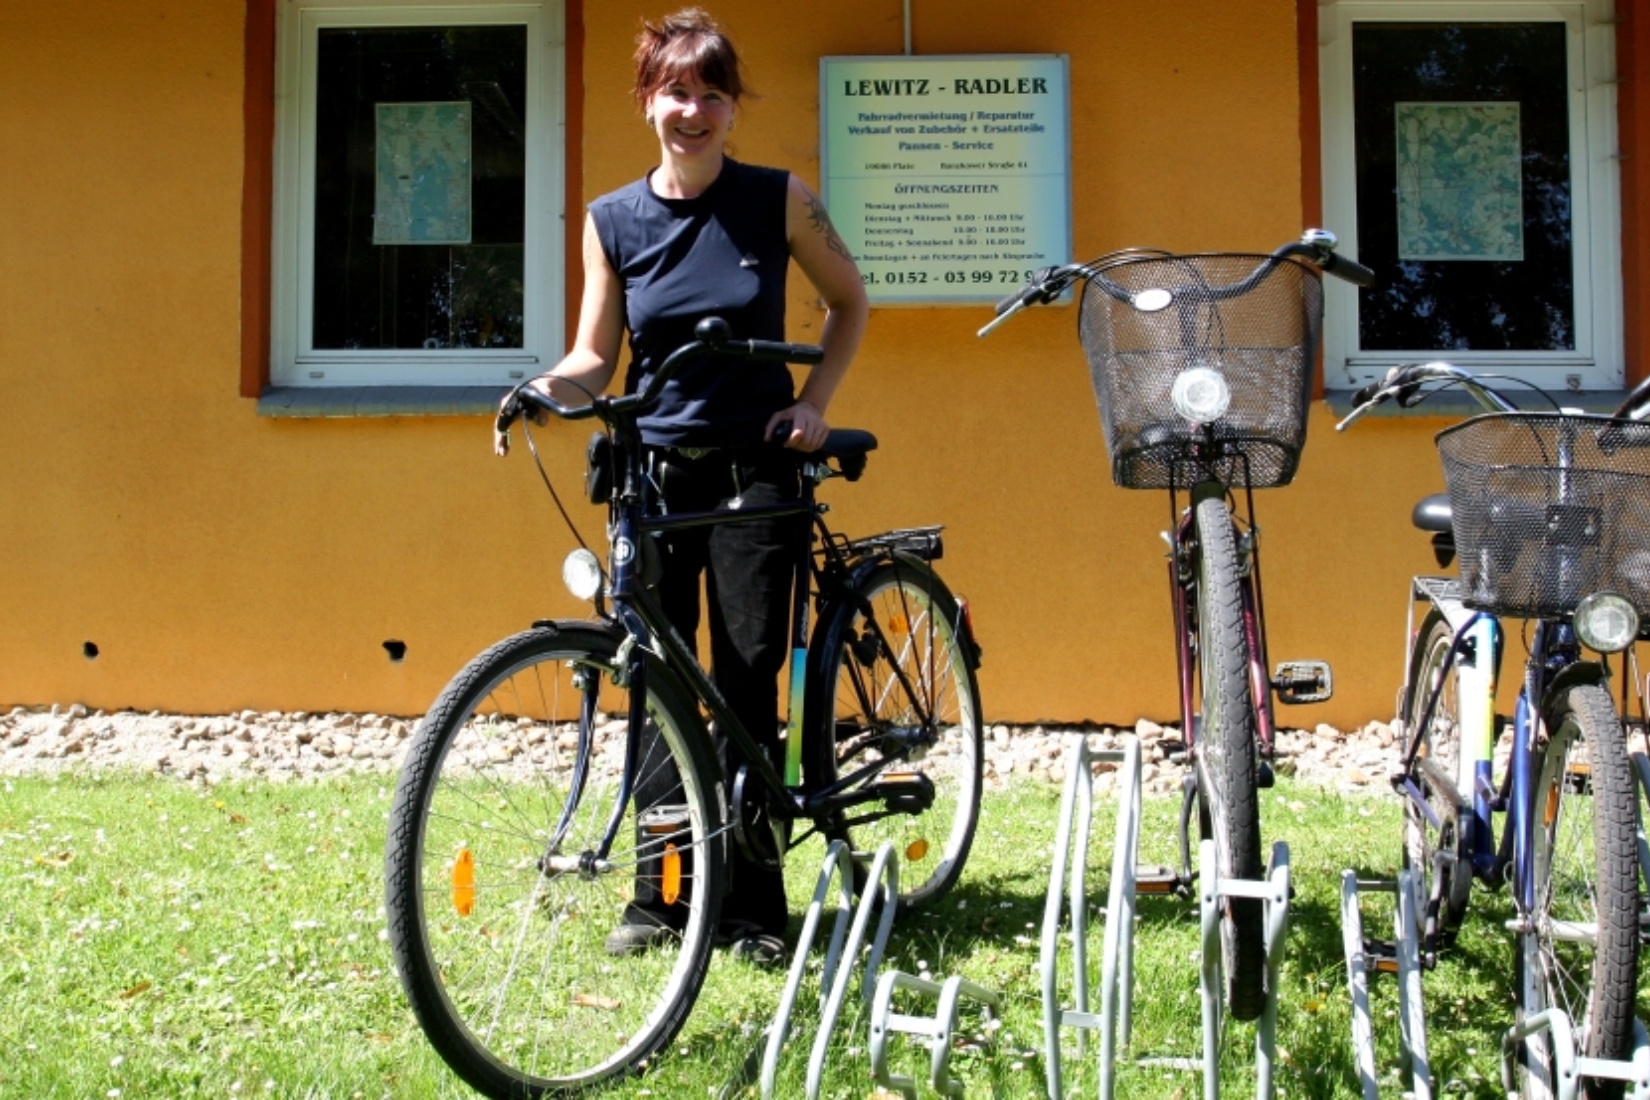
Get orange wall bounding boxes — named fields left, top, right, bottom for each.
left=0, top=0, right=1474, bottom=729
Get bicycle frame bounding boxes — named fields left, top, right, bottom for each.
left=564, top=430, right=946, bottom=870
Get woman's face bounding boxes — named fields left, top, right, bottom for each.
left=648, top=72, right=734, bottom=160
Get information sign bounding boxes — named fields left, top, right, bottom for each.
left=820, top=55, right=1070, bottom=305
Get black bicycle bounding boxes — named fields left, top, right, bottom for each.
left=983, top=230, right=1373, bottom=1020
left=383, top=318, right=984, bottom=1097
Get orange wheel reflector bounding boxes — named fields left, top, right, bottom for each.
left=451, top=848, right=476, bottom=917
left=888, top=613, right=910, bottom=635
left=905, top=839, right=930, bottom=862
left=1545, top=785, right=1560, bottom=828
left=661, top=843, right=682, bottom=905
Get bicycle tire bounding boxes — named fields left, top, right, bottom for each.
left=385, top=624, right=726, bottom=1097
left=806, top=557, right=983, bottom=909
left=1191, top=495, right=1267, bottom=1022
left=1516, top=682, right=1639, bottom=1100
left=1401, top=610, right=1475, bottom=944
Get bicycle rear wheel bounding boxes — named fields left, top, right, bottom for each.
left=385, top=624, right=726, bottom=1097
left=1191, top=495, right=1267, bottom=1022
left=1517, top=682, right=1639, bottom=1100
left=1401, top=610, right=1475, bottom=944
left=808, top=558, right=983, bottom=909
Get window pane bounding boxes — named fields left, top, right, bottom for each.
left=1352, top=22, right=1573, bottom=351
left=313, top=26, right=526, bottom=350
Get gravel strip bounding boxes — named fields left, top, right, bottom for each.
left=0, top=704, right=1413, bottom=794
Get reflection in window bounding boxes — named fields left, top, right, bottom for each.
left=313, top=26, right=526, bottom=350
left=1353, top=22, right=1572, bottom=351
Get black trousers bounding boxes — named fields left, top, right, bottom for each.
left=626, top=446, right=803, bottom=938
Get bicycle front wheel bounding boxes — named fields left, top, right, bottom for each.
left=1517, top=682, right=1639, bottom=1100
left=809, top=558, right=983, bottom=909
left=1191, top=495, right=1267, bottom=1022
left=385, top=624, right=726, bottom=1098
left=1401, top=609, right=1475, bottom=944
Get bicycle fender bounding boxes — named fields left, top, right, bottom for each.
left=1539, top=660, right=1609, bottom=726
left=529, top=616, right=627, bottom=643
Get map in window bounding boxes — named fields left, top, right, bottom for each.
left=373, top=102, right=473, bottom=245
left=1395, top=102, right=1523, bottom=261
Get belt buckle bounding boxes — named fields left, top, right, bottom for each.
left=675, top=445, right=715, bottom=461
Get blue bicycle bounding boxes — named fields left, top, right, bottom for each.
left=1341, top=362, right=1650, bottom=1099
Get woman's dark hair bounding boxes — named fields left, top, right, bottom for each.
left=633, top=8, right=750, bottom=107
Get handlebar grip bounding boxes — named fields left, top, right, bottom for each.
left=994, top=285, right=1034, bottom=315
left=738, top=339, right=825, bottom=365
left=1321, top=252, right=1376, bottom=288
left=1350, top=380, right=1384, bottom=408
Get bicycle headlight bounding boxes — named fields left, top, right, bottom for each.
left=1573, top=592, right=1639, bottom=653
left=1171, top=366, right=1231, bottom=425
left=562, top=548, right=604, bottom=601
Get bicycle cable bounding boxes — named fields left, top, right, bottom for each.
left=517, top=374, right=598, bottom=554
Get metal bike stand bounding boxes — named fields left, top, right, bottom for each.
left=1488, top=749, right=1650, bottom=1100
left=1500, top=1014, right=1650, bottom=1100
left=760, top=838, right=899, bottom=1100
left=1184, top=837, right=1293, bottom=1100
left=1039, top=735, right=1143, bottom=1100
left=1339, top=870, right=1431, bottom=1100
left=868, top=968, right=1003, bottom=1099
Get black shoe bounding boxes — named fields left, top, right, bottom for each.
left=604, top=922, right=678, bottom=956
left=728, top=932, right=786, bottom=969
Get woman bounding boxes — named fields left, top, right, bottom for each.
left=498, top=8, right=869, bottom=963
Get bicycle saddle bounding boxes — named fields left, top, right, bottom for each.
left=1411, top=493, right=1452, bottom=533
left=817, top=429, right=878, bottom=482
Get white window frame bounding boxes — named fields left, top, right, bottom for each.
left=1319, top=0, right=1621, bottom=391
left=272, top=0, right=564, bottom=388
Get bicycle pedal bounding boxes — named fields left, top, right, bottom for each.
left=1362, top=938, right=1400, bottom=973
left=1133, top=866, right=1182, bottom=895
left=1257, top=760, right=1275, bottom=789
left=1272, top=660, right=1333, bottom=704
left=870, top=771, right=935, bottom=813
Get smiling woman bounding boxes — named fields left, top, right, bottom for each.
left=490, top=6, right=870, bottom=976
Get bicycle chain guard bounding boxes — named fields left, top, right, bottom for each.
left=731, top=763, right=789, bottom=870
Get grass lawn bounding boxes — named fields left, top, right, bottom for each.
left=1, top=767, right=1537, bottom=1099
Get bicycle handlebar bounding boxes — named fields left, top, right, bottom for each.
left=498, top=316, right=826, bottom=435
left=977, top=229, right=1373, bottom=338
left=1334, top=362, right=1521, bottom=432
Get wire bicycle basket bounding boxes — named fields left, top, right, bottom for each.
left=1077, top=253, right=1324, bottom=490
left=1436, top=412, right=1650, bottom=620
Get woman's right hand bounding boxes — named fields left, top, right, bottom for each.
left=494, top=380, right=552, bottom=457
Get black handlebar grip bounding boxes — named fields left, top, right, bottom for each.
left=1351, top=381, right=1384, bottom=408
left=1321, top=252, right=1376, bottom=288
left=495, top=392, right=525, bottom=434
left=741, top=339, right=825, bottom=365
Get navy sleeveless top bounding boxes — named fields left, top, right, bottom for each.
left=589, top=159, right=794, bottom=447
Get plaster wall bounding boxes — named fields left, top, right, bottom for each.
left=0, top=0, right=1450, bottom=729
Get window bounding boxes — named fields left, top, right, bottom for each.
left=1320, top=1, right=1620, bottom=391
left=272, top=0, right=564, bottom=388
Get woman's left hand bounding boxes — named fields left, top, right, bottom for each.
left=766, top=400, right=828, bottom=451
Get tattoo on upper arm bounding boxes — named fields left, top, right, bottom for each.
left=801, top=186, right=854, bottom=262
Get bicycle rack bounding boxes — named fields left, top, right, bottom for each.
left=1338, top=751, right=1650, bottom=1100
left=1500, top=1014, right=1650, bottom=1100
left=1338, top=870, right=1431, bottom=1100
left=759, top=838, right=899, bottom=1100
left=1039, top=734, right=1294, bottom=1100
left=867, top=967, right=1003, bottom=1098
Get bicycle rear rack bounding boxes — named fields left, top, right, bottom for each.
left=1040, top=734, right=1293, bottom=1099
